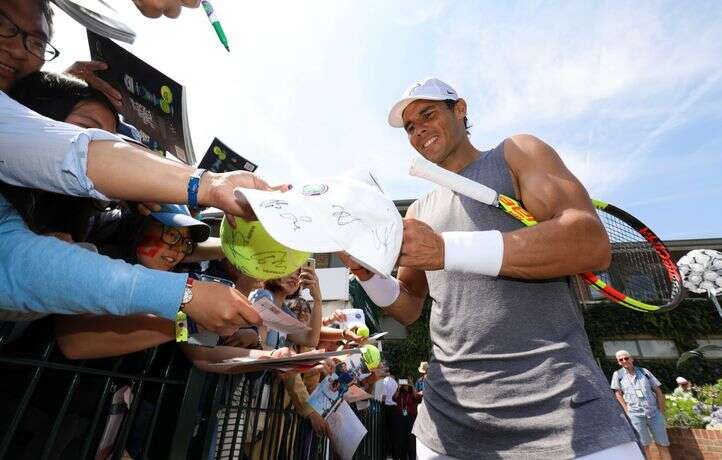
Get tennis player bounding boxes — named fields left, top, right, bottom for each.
left=341, top=78, right=641, bottom=459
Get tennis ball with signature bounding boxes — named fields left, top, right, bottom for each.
left=361, top=344, right=381, bottom=370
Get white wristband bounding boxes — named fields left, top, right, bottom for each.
left=442, top=230, right=504, bottom=276
left=357, top=274, right=401, bottom=307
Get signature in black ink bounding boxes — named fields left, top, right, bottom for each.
left=253, top=251, right=288, bottom=268
left=280, top=213, right=312, bottom=231
left=331, top=205, right=360, bottom=226
left=371, top=223, right=395, bottom=253
left=260, top=199, right=289, bottom=210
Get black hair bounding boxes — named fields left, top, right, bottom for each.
left=86, top=209, right=151, bottom=264
left=444, top=99, right=471, bottom=135
left=10, top=71, right=119, bottom=127
left=0, top=72, right=119, bottom=240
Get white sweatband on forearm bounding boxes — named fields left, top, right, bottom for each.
left=442, top=230, right=504, bottom=276
left=357, top=274, right=401, bottom=307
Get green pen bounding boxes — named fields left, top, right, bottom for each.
left=201, top=0, right=229, bottom=52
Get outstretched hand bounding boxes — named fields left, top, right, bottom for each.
left=65, top=61, right=122, bottom=110
left=183, top=280, right=262, bottom=336
left=132, top=0, right=201, bottom=18
left=199, top=171, right=289, bottom=227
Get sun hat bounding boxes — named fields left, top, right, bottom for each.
left=232, top=175, right=402, bottom=276
left=151, top=204, right=210, bottom=242
left=388, top=78, right=459, bottom=128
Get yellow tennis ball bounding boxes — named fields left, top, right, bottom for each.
left=361, top=344, right=381, bottom=369
left=220, top=216, right=309, bottom=280
left=356, top=325, right=369, bottom=338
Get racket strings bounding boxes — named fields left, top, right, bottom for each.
left=596, top=210, right=673, bottom=304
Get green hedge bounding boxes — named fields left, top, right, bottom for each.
left=381, top=297, right=432, bottom=380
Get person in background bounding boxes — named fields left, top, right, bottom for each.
left=253, top=268, right=323, bottom=350
left=673, top=376, right=693, bottom=398
left=392, top=378, right=421, bottom=460
left=415, top=361, right=428, bottom=397
left=611, top=350, right=672, bottom=460
left=381, top=372, right=398, bottom=459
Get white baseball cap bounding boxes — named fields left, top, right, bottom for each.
left=233, top=175, right=403, bottom=276
left=388, top=78, right=459, bottom=128
left=676, top=376, right=689, bottom=384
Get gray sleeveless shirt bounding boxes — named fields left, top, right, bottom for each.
left=411, top=143, right=636, bottom=458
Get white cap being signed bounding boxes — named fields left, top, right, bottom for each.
left=233, top=175, right=402, bottom=276
left=388, top=77, right=459, bottom=128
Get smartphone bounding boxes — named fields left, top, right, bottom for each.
left=303, top=258, right=316, bottom=270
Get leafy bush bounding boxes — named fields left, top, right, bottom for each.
left=664, top=378, right=722, bottom=429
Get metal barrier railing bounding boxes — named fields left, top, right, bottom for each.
left=0, top=318, right=384, bottom=460
left=201, top=372, right=385, bottom=459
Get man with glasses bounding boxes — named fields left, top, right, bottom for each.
left=611, top=350, right=672, bottom=460
left=0, top=0, right=55, bottom=91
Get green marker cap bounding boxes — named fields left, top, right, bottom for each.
left=220, top=216, right=310, bottom=280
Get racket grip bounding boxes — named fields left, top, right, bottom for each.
left=409, top=156, right=498, bottom=205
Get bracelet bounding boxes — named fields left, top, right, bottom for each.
left=441, top=230, right=504, bottom=276
left=187, top=168, right=207, bottom=209
left=175, top=310, right=189, bottom=343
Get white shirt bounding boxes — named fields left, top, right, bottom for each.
left=382, top=376, right=398, bottom=406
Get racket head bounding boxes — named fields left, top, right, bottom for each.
left=583, top=199, right=686, bottom=312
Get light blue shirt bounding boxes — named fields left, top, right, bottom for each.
left=0, top=194, right=187, bottom=319
left=0, top=91, right=187, bottom=320
left=611, top=367, right=662, bottom=417
left=0, top=91, right=116, bottom=200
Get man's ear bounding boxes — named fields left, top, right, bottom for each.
left=454, top=98, right=468, bottom=121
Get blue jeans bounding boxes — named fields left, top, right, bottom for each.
left=628, top=411, right=669, bottom=446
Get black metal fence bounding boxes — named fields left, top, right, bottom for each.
left=0, top=318, right=384, bottom=459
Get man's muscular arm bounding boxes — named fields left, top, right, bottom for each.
left=500, top=134, right=610, bottom=278
left=400, top=135, right=610, bottom=280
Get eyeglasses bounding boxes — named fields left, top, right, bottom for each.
left=161, top=225, right=196, bottom=255
left=0, top=11, right=59, bottom=62
left=617, top=357, right=631, bottom=362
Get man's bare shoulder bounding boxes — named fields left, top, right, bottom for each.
left=503, top=134, right=569, bottom=176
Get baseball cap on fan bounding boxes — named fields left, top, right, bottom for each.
left=233, top=175, right=403, bottom=276
left=388, top=78, right=459, bottom=128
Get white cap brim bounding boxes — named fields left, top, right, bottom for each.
left=233, top=176, right=403, bottom=276
left=388, top=94, right=449, bottom=128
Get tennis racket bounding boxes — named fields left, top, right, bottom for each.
left=409, top=156, right=685, bottom=312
